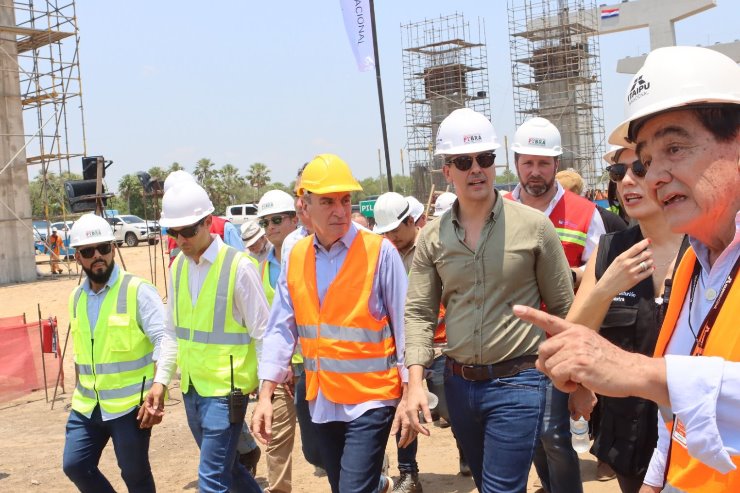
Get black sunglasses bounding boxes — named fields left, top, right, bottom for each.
left=606, top=160, right=648, bottom=182
left=78, top=243, right=113, bottom=259
left=258, top=215, right=291, bottom=229
left=167, top=217, right=206, bottom=239
left=446, top=152, right=496, bottom=171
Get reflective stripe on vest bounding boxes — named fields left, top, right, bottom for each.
left=548, top=191, right=595, bottom=267
left=653, top=248, right=740, bottom=492
left=172, top=246, right=258, bottom=396
left=70, top=272, right=155, bottom=416
left=288, top=230, right=401, bottom=405
left=261, top=260, right=275, bottom=306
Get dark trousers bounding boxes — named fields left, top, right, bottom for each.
left=314, top=406, right=395, bottom=493
left=294, top=369, right=324, bottom=468
left=62, top=406, right=155, bottom=493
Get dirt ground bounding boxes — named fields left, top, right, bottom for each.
left=0, top=245, right=620, bottom=492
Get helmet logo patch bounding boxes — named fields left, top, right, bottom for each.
left=86, top=229, right=101, bottom=238
left=628, top=75, right=651, bottom=104
left=528, top=137, right=546, bottom=146
left=463, top=134, right=482, bottom=144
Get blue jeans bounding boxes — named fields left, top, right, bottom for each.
left=294, top=368, right=324, bottom=468
left=532, top=382, right=583, bottom=493
left=445, top=365, right=547, bottom=493
left=62, top=406, right=155, bottom=493
left=396, top=429, right=419, bottom=474
left=183, top=389, right=262, bottom=493
left=314, top=406, right=395, bottom=493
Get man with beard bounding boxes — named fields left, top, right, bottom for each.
left=62, top=213, right=166, bottom=493
left=505, top=117, right=607, bottom=493
left=405, top=108, right=573, bottom=492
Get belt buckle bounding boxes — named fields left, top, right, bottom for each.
left=460, top=364, right=479, bottom=381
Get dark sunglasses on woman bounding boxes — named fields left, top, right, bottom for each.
left=606, top=160, right=647, bottom=182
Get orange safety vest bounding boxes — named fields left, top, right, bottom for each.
left=287, top=230, right=402, bottom=405
left=653, top=247, right=740, bottom=492
left=434, top=305, right=447, bottom=345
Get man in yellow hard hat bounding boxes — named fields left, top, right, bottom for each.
left=62, top=213, right=166, bottom=492
left=251, top=154, right=413, bottom=493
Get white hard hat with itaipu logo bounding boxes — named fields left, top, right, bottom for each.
left=434, top=108, right=501, bottom=156
left=511, top=117, right=562, bottom=157
left=257, top=190, right=295, bottom=218
left=159, top=181, right=215, bottom=229
left=69, top=213, right=116, bottom=248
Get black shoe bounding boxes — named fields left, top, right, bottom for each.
left=393, top=472, right=423, bottom=493
left=459, top=460, right=472, bottom=477
left=238, top=447, right=261, bottom=477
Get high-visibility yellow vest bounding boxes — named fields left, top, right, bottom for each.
left=172, top=246, right=259, bottom=396
left=288, top=230, right=401, bottom=404
left=261, top=257, right=303, bottom=365
left=70, top=272, right=154, bottom=415
left=654, top=247, right=740, bottom=492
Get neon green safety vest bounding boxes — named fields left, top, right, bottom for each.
left=261, top=257, right=303, bottom=365
left=70, top=272, right=154, bottom=416
left=172, top=246, right=259, bottom=396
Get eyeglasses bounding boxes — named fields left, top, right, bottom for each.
left=606, top=160, right=648, bottom=182
left=167, top=217, right=205, bottom=239
left=78, top=243, right=113, bottom=259
left=446, top=152, right=496, bottom=171
left=258, top=215, right=291, bottom=229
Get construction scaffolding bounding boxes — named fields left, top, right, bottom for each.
left=402, top=13, right=491, bottom=200
left=508, top=0, right=605, bottom=188
left=12, top=0, right=86, bottom=275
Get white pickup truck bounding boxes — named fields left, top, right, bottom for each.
left=106, top=215, right=159, bottom=247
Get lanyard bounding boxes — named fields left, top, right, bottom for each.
left=687, top=254, right=740, bottom=356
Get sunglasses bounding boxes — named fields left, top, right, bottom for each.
left=446, top=152, right=496, bottom=171
left=606, top=160, right=648, bottom=182
left=78, top=243, right=113, bottom=259
left=258, top=215, right=291, bottom=229
left=167, top=217, right=205, bottom=239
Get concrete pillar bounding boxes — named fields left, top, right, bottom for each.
left=0, top=2, right=37, bottom=284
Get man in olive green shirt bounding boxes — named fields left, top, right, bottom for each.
left=405, top=108, right=573, bottom=492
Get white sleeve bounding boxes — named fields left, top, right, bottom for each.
left=153, top=270, right=178, bottom=386
left=581, top=208, right=606, bottom=267
left=643, top=410, right=670, bottom=487
left=233, top=257, right=270, bottom=363
left=665, top=355, right=740, bottom=474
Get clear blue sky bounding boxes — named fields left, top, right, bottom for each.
left=61, top=1, right=740, bottom=192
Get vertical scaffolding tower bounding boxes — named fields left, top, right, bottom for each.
left=402, top=13, right=491, bottom=200
left=14, top=0, right=86, bottom=217
left=508, top=0, right=605, bottom=188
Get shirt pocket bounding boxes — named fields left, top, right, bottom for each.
left=106, top=314, right=133, bottom=352
left=600, top=306, right=639, bottom=352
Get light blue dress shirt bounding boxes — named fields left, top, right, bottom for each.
left=259, top=223, right=408, bottom=423
left=223, top=221, right=244, bottom=251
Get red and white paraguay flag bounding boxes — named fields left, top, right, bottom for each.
left=601, top=7, right=619, bottom=19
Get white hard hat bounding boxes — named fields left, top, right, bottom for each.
left=240, top=219, right=265, bottom=247
left=163, top=170, right=196, bottom=194
left=609, top=46, right=740, bottom=146
left=257, top=190, right=295, bottom=218
left=373, top=192, right=411, bottom=234
left=511, top=117, right=562, bottom=157
left=433, top=192, right=457, bottom=217
left=602, top=145, right=624, bottom=165
left=69, top=213, right=116, bottom=247
left=159, top=182, right=215, bottom=228
left=51, top=227, right=58, bottom=233
left=405, top=196, right=425, bottom=222
left=434, top=108, right=501, bottom=156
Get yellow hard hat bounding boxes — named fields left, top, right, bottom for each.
left=297, top=154, right=362, bottom=196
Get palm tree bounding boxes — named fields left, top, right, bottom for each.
left=118, top=174, right=143, bottom=214
left=220, top=164, right=245, bottom=205
left=193, top=158, right=215, bottom=185
left=246, top=162, right=271, bottom=202
left=168, top=161, right=185, bottom=173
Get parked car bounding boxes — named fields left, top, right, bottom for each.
left=224, top=204, right=258, bottom=225
left=33, top=220, right=75, bottom=257
left=106, top=215, right=159, bottom=247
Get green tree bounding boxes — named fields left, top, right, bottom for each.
left=167, top=162, right=184, bottom=173
left=496, top=168, right=518, bottom=185
left=117, top=174, right=144, bottom=215
left=219, top=163, right=246, bottom=206
left=193, top=158, right=216, bottom=184
left=246, top=162, right=271, bottom=202
left=29, top=171, right=82, bottom=218
left=147, top=166, right=166, bottom=180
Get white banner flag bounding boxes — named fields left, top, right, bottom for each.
left=339, top=0, right=375, bottom=72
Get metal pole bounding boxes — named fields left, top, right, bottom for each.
left=51, top=323, right=71, bottom=410
left=378, top=149, right=383, bottom=194
left=37, top=304, right=49, bottom=403
left=369, top=0, right=393, bottom=192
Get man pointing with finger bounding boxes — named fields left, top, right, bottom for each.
left=515, top=46, right=740, bottom=493
left=251, top=154, right=412, bottom=493
left=404, top=108, right=574, bottom=492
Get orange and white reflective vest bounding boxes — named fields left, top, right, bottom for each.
left=653, top=247, right=740, bottom=492
left=287, top=230, right=402, bottom=405
left=434, top=305, right=447, bottom=345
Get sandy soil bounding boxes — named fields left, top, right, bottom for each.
left=0, top=245, right=619, bottom=492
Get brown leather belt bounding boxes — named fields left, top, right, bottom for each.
left=446, top=355, right=538, bottom=381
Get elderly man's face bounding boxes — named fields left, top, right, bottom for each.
left=637, top=109, right=740, bottom=243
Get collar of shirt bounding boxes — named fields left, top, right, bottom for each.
left=82, top=263, right=120, bottom=295
left=688, top=210, right=740, bottom=275
left=511, top=179, right=564, bottom=217
left=266, top=245, right=279, bottom=266
left=312, top=222, right=358, bottom=254
left=192, top=234, right=223, bottom=266
left=450, top=189, right=502, bottom=226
